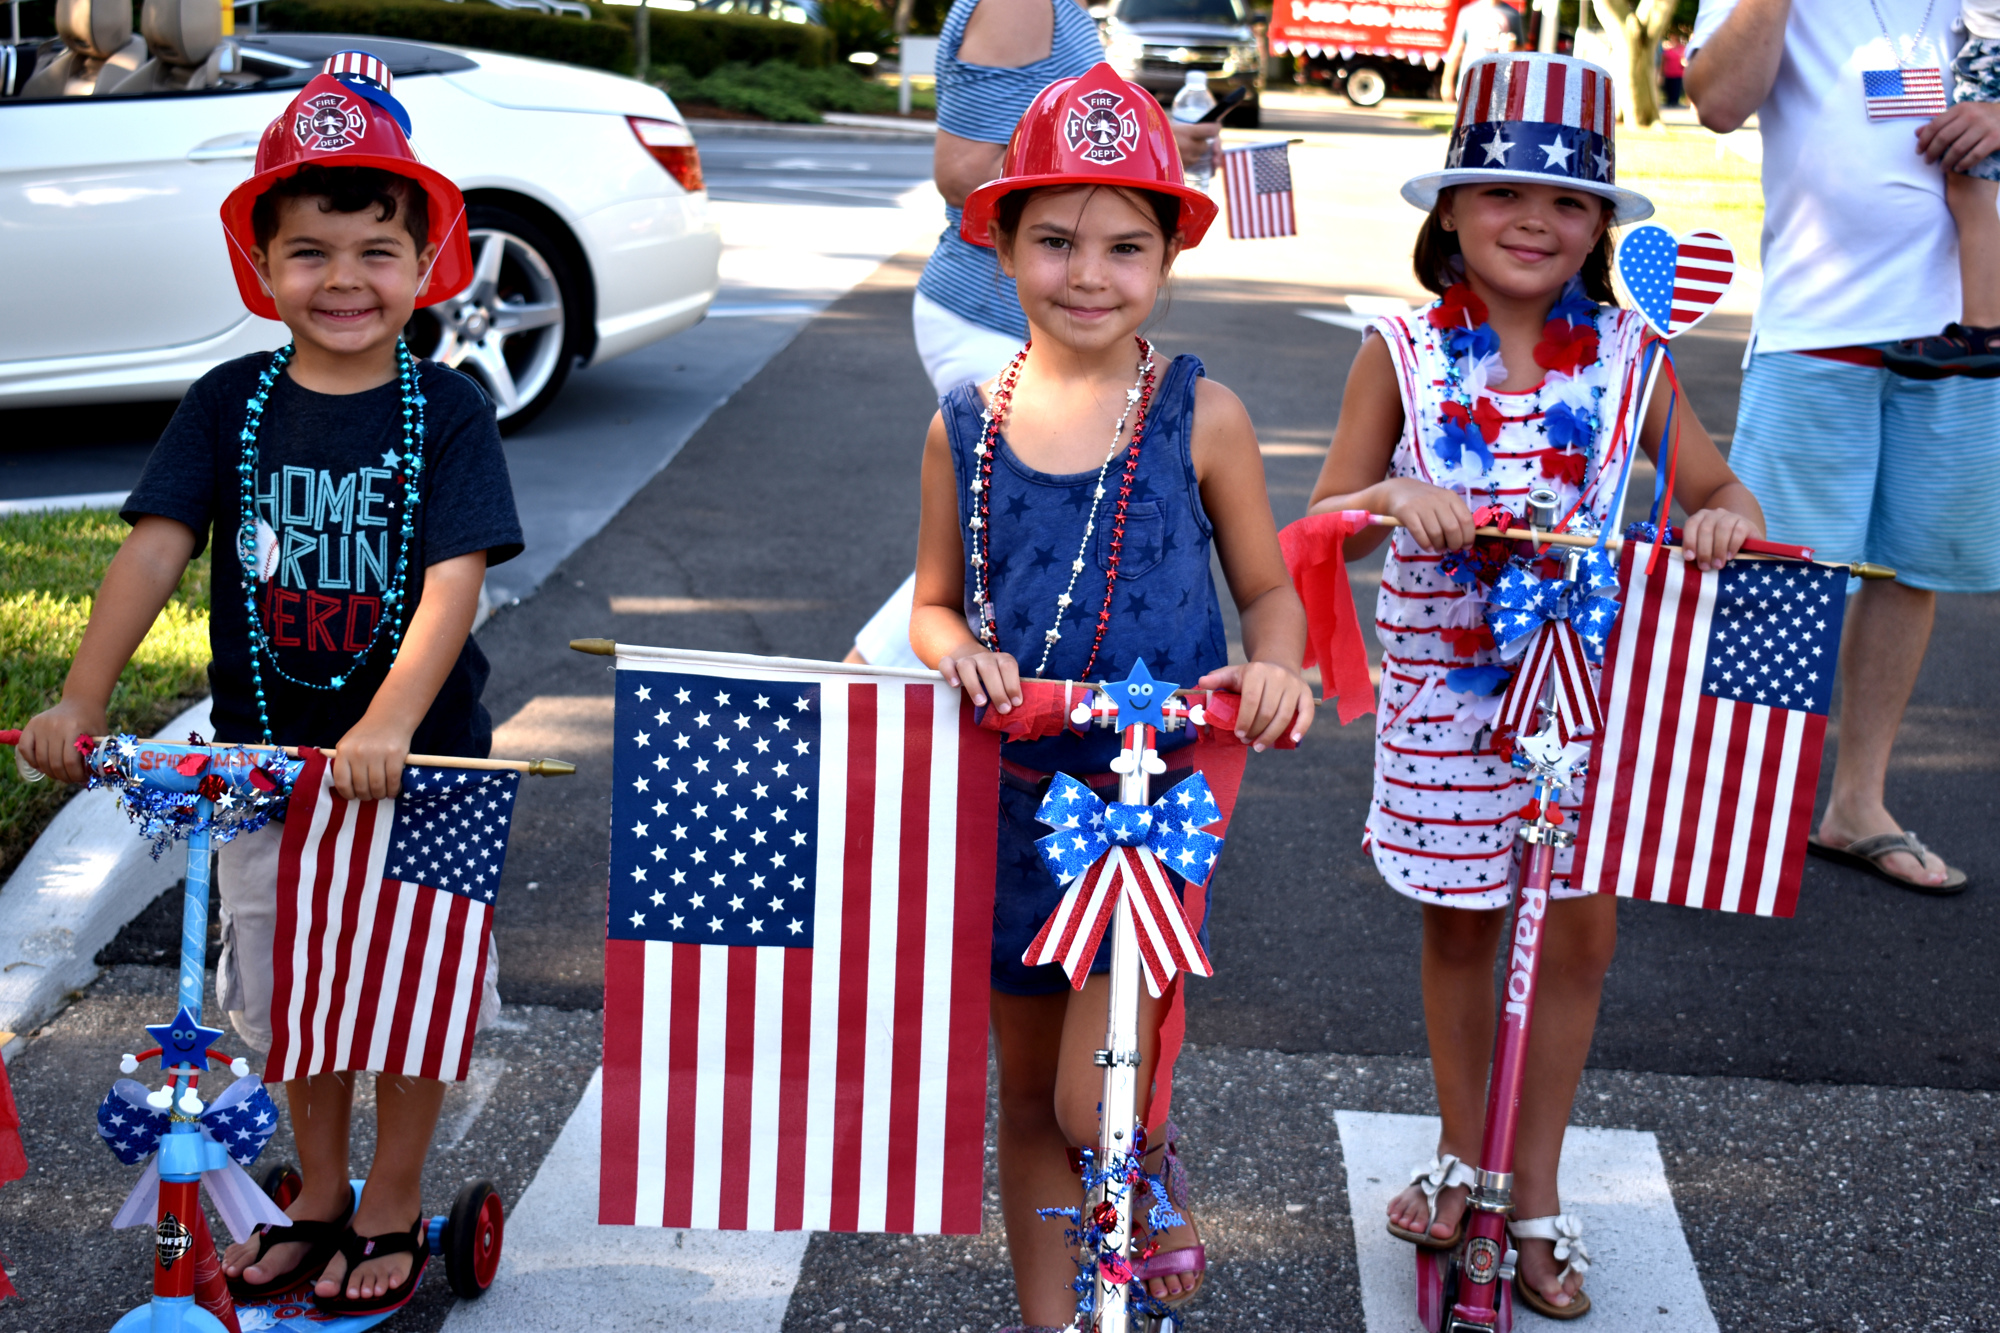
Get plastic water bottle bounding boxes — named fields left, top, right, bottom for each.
left=1170, top=70, right=1217, bottom=188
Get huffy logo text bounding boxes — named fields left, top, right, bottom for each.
left=294, top=92, right=367, bottom=151
left=1063, top=90, right=1140, bottom=165
left=156, top=1212, right=192, bottom=1270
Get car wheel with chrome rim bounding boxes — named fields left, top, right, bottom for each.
left=405, top=204, right=581, bottom=433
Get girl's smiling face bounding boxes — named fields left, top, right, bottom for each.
left=1439, top=182, right=1609, bottom=305
left=994, top=186, right=1180, bottom=353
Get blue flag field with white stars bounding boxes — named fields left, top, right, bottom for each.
left=608, top=670, right=822, bottom=947
left=385, top=766, right=521, bottom=905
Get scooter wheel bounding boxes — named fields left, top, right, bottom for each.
left=443, top=1180, right=504, bottom=1299
left=259, top=1162, right=303, bottom=1211
left=1415, top=1244, right=1457, bottom=1333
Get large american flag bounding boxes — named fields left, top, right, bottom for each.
left=265, top=751, right=518, bottom=1082
left=1222, top=140, right=1296, bottom=239
left=1575, top=547, right=1846, bottom=917
left=1862, top=65, right=1946, bottom=119
left=598, top=654, right=1000, bottom=1233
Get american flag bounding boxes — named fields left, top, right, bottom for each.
left=1496, top=621, right=1601, bottom=746
left=1862, top=65, right=1946, bottom=119
left=1222, top=141, right=1296, bottom=239
left=1618, top=227, right=1736, bottom=337
left=598, top=656, right=1000, bottom=1233
left=265, top=751, right=518, bottom=1082
left=1575, top=547, right=1847, bottom=917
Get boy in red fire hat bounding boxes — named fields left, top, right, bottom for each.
left=20, top=51, right=521, bottom=1316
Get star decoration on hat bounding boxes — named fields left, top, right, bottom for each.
left=147, top=1006, right=225, bottom=1069
left=1480, top=133, right=1513, bottom=165
left=1539, top=136, right=1575, bottom=169
left=1103, top=658, right=1178, bottom=735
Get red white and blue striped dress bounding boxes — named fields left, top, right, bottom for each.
left=1363, top=302, right=1648, bottom=909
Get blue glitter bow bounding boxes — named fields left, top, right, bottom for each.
left=1484, top=547, right=1622, bottom=663
left=96, top=1076, right=279, bottom=1168
left=1034, top=772, right=1225, bottom=885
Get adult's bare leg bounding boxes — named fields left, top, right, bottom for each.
left=1948, top=173, right=2000, bottom=327
left=1814, top=578, right=1952, bottom=886
left=1510, top=892, right=1618, bottom=1310
left=1385, top=904, right=1504, bottom=1244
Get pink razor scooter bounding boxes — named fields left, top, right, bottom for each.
left=1414, top=488, right=1588, bottom=1333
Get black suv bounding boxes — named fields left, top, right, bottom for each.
left=1096, top=0, right=1263, bottom=128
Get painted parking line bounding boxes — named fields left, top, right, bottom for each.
left=441, top=1067, right=808, bottom=1333
left=1335, top=1109, right=1718, bottom=1333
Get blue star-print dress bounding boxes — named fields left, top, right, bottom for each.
left=944, top=351, right=1228, bottom=991
left=1364, top=304, right=1648, bottom=909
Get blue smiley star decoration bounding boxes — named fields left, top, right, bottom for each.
left=147, top=1006, right=224, bottom=1069
left=1103, top=658, right=1178, bottom=734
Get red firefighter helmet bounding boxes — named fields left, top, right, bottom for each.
left=960, top=62, right=1219, bottom=249
left=219, top=52, right=473, bottom=322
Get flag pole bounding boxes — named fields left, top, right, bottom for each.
left=0, top=732, right=574, bottom=777
left=1360, top=515, right=1897, bottom=579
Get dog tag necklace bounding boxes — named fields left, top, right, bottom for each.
left=1861, top=0, right=1947, bottom=120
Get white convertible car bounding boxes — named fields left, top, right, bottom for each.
left=0, top=13, right=722, bottom=429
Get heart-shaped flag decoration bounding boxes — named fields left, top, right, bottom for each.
left=1615, top=224, right=1737, bottom=339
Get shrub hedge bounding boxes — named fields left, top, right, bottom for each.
left=259, top=0, right=831, bottom=77
left=262, top=0, right=634, bottom=71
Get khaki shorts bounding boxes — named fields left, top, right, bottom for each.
left=216, top=821, right=501, bottom=1056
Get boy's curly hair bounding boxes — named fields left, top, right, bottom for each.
left=251, top=165, right=430, bottom=251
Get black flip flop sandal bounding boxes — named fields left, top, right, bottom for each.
left=313, top=1219, right=430, bottom=1316
left=226, top=1184, right=356, bottom=1301
left=1807, top=831, right=1968, bottom=895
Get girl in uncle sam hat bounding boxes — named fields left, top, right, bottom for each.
left=1301, top=52, right=1767, bottom=1317
left=909, top=61, right=1316, bottom=1329
left=19, top=50, right=522, bottom=1317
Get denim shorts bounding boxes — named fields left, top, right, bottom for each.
left=1953, top=36, right=2000, bottom=181
left=989, top=767, right=1211, bottom=996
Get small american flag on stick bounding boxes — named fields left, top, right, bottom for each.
left=1575, top=547, right=1847, bottom=917
left=599, top=654, right=1000, bottom=1234
left=1862, top=65, right=1946, bottom=119
left=266, top=751, right=518, bottom=1082
left=1222, top=140, right=1296, bottom=239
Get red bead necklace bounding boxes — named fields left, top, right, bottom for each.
left=967, top=335, right=1159, bottom=682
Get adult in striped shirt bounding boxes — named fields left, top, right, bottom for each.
left=1690, top=0, right=1993, bottom=893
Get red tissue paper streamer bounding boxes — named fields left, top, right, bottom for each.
left=1277, top=510, right=1376, bottom=725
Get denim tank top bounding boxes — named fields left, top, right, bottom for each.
left=915, top=0, right=1104, bottom=340
left=946, top=353, right=1229, bottom=772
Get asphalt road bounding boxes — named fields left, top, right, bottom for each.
left=4, top=121, right=1998, bottom=1331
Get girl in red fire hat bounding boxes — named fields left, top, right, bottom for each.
left=909, top=61, right=1314, bottom=1330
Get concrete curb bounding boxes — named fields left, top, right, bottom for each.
left=0, top=696, right=212, bottom=1041
left=686, top=116, right=937, bottom=144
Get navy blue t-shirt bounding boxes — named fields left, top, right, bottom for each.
left=125, top=353, right=524, bottom=757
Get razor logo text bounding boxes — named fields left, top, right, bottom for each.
left=1502, top=884, right=1547, bottom=1022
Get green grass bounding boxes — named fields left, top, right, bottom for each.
left=0, top=509, right=212, bottom=880
left=655, top=59, right=933, bottom=123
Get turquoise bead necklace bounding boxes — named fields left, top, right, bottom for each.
left=234, top=339, right=426, bottom=744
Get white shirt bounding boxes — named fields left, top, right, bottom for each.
left=1966, top=0, right=2000, bottom=40
left=1691, top=0, right=1961, bottom=352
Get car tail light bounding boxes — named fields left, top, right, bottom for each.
left=628, top=117, right=705, bottom=194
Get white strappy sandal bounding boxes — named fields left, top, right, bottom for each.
left=1386, top=1153, right=1476, bottom=1249
left=1509, top=1212, right=1592, bottom=1319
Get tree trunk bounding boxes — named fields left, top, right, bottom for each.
left=1590, top=0, right=1676, bottom=127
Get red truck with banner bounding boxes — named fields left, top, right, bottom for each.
left=1268, top=0, right=1524, bottom=107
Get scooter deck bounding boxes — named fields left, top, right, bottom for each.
left=231, top=1276, right=424, bottom=1333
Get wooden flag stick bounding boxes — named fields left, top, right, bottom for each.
left=1363, top=514, right=1897, bottom=579
left=0, top=731, right=574, bottom=777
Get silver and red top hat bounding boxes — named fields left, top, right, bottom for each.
left=1401, top=52, right=1653, bottom=223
